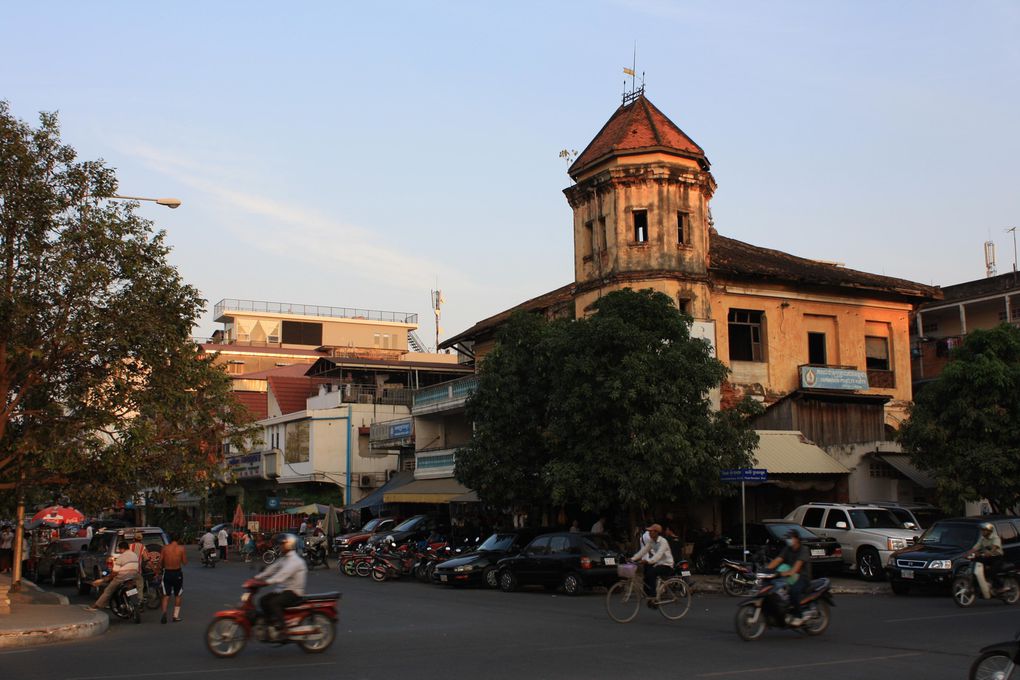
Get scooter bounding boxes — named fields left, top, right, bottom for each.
left=734, top=571, right=834, bottom=641
left=205, top=579, right=340, bottom=658
left=303, top=541, right=329, bottom=569
left=201, top=547, right=218, bottom=568
left=970, top=628, right=1020, bottom=680
left=371, top=544, right=419, bottom=582
left=721, top=557, right=763, bottom=597
left=93, top=574, right=142, bottom=624
left=953, top=557, right=1020, bottom=608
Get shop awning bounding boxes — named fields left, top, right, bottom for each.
left=878, top=453, right=936, bottom=489
left=753, top=431, right=850, bottom=475
left=348, top=470, right=414, bottom=511
left=450, top=490, right=479, bottom=503
left=383, top=477, right=473, bottom=504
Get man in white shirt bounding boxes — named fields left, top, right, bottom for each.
left=200, top=528, right=217, bottom=564
left=217, top=527, right=229, bottom=561
left=254, top=534, right=307, bottom=637
left=631, top=523, right=674, bottom=602
left=89, top=541, right=139, bottom=610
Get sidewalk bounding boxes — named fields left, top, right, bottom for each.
left=693, top=573, right=891, bottom=596
left=0, top=573, right=108, bottom=649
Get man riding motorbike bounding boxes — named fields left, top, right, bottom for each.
left=765, top=529, right=811, bottom=626
left=200, top=528, right=217, bottom=565
left=253, top=533, right=307, bottom=639
left=306, top=528, right=327, bottom=560
left=971, top=522, right=1004, bottom=599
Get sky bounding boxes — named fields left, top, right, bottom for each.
left=3, top=1, right=1019, bottom=346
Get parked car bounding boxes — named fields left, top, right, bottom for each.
left=867, top=501, right=945, bottom=531
left=496, top=532, right=623, bottom=595
left=76, top=526, right=169, bottom=594
left=433, top=529, right=546, bottom=588
left=785, top=503, right=920, bottom=580
left=887, top=516, right=1020, bottom=595
left=367, top=514, right=442, bottom=547
left=692, top=521, right=842, bottom=573
left=334, top=517, right=397, bottom=552
left=33, top=538, right=89, bottom=586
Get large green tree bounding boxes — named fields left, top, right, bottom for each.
left=0, top=102, right=252, bottom=510
left=456, top=288, right=761, bottom=516
left=899, top=323, right=1020, bottom=514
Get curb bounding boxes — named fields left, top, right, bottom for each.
left=0, top=606, right=109, bottom=649
left=19, top=578, right=70, bottom=605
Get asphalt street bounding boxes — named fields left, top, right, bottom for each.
left=2, top=550, right=1013, bottom=680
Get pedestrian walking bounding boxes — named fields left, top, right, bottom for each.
left=0, top=524, right=13, bottom=573
left=159, top=532, right=187, bottom=623
left=240, top=531, right=255, bottom=562
left=217, top=526, right=229, bottom=561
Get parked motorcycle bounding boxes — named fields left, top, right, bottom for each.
left=953, top=558, right=1020, bottom=608
left=205, top=579, right=340, bottom=658
left=371, top=544, right=419, bottom=582
left=201, top=547, right=218, bottom=568
left=734, top=572, right=834, bottom=641
left=970, top=628, right=1020, bottom=680
left=303, top=541, right=329, bottom=569
left=721, top=556, right=765, bottom=597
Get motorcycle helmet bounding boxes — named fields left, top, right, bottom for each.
left=980, top=522, right=994, bottom=534
left=274, top=533, right=298, bottom=553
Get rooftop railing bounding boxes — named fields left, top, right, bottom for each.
left=214, top=298, right=418, bottom=324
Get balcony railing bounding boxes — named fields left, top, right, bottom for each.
left=412, top=375, right=479, bottom=414
left=214, top=298, right=418, bottom=324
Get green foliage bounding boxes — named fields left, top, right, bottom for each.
left=0, top=102, right=254, bottom=511
left=898, top=324, right=1020, bottom=514
left=455, top=288, right=761, bottom=514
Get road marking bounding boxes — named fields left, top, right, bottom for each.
left=886, top=609, right=1015, bottom=623
left=695, top=652, right=921, bottom=677
left=66, top=661, right=335, bottom=680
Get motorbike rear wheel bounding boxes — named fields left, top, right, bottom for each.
left=298, top=613, right=335, bottom=654
left=144, top=583, right=161, bottom=610
left=953, top=576, right=977, bottom=608
left=723, top=569, right=754, bottom=597
left=969, top=651, right=1016, bottom=680
left=371, top=567, right=388, bottom=582
left=735, top=603, right=766, bottom=641
left=261, top=550, right=277, bottom=565
left=605, top=579, right=641, bottom=623
left=802, top=600, right=830, bottom=636
left=355, top=561, right=372, bottom=577
left=341, top=558, right=357, bottom=577
left=206, top=617, right=248, bottom=658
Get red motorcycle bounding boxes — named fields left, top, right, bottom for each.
left=371, top=543, right=420, bottom=582
left=205, top=579, right=340, bottom=657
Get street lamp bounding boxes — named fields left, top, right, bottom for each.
left=110, top=194, right=182, bottom=209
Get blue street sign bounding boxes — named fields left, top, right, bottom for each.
left=266, top=497, right=281, bottom=510
left=720, top=468, right=768, bottom=482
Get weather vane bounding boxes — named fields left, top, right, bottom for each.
left=622, top=42, right=645, bottom=105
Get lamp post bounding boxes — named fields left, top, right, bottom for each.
left=110, top=194, right=182, bottom=209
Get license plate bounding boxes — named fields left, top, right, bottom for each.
left=901, top=569, right=914, bottom=579
left=681, top=570, right=691, bottom=577
left=440, top=575, right=448, bottom=582
left=810, top=549, right=825, bottom=557
left=604, top=557, right=616, bottom=566
left=124, top=588, right=138, bottom=597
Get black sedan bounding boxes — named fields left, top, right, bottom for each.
left=496, top=532, right=623, bottom=595
left=34, top=538, right=89, bottom=586
left=693, top=521, right=842, bottom=573
left=433, top=529, right=544, bottom=588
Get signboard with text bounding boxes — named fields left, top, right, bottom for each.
left=800, top=366, right=869, bottom=391
left=720, top=468, right=769, bottom=482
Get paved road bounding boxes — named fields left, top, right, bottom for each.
left=2, top=551, right=1011, bottom=679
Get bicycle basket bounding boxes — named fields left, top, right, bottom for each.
left=617, top=563, right=638, bottom=579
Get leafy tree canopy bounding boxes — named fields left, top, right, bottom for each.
left=0, top=102, right=253, bottom=510
left=899, top=324, right=1020, bottom=514
left=455, top=288, right=761, bottom=515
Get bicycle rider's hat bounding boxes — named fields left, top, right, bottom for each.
left=646, top=523, right=663, bottom=533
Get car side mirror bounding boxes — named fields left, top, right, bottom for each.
left=903, top=522, right=917, bottom=530
left=835, top=521, right=848, bottom=529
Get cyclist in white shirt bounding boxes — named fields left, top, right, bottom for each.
left=631, top=523, right=674, bottom=603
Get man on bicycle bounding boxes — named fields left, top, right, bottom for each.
left=631, top=523, right=673, bottom=605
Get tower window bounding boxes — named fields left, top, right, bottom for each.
left=598, top=217, right=607, bottom=252
left=633, top=210, right=648, bottom=243
left=677, top=211, right=688, bottom=245
left=584, top=220, right=594, bottom=258
left=808, top=332, right=827, bottom=365
left=728, top=309, right=764, bottom=362
left=865, top=336, right=890, bottom=370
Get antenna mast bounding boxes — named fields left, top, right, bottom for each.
left=431, top=287, right=444, bottom=352
left=622, top=43, right=645, bottom=105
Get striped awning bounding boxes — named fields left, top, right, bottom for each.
left=383, top=477, right=473, bottom=504
left=753, top=431, right=850, bottom=475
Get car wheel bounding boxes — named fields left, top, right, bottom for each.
left=50, top=567, right=60, bottom=587
left=890, top=580, right=911, bottom=596
left=483, top=566, right=499, bottom=589
left=499, top=569, right=518, bottom=593
left=76, top=570, right=91, bottom=595
left=856, top=548, right=883, bottom=581
left=562, top=572, right=583, bottom=596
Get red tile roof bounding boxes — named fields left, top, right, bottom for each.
left=569, top=95, right=707, bottom=177
left=267, top=376, right=320, bottom=415
left=231, top=391, right=268, bottom=422
left=238, top=363, right=314, bottom=380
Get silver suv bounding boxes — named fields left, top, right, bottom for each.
left=784, top=503, right=919, bottom=580
left=75, top=526, right=168, bottom=594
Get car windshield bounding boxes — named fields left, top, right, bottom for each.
left=919, top=523, right=979, bottom=549
left=478, top=534, right=517, bottom=551
left=361, top=519, right=383, bottom=532
left=393, top=516, right=424, bottom=532
left=912, top=509, right=945, bottom=529
left=888, top=508, right=913, bottom=526
left=766, top=523, right=818, bottom=540
left=582, top=535, right=615, bottom=552
left=848, top=509, right=902, bottom=529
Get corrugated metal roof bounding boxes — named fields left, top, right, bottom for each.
left=753, top=431, right=850, bottom=475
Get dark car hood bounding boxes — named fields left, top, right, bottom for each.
left=894, top=544, right=965, bottom=559
left=336, top=532, right=370, bottom=541
left=435, top=551, right=506, bottom=570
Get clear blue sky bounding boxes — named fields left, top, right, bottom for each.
left=3, top=2, right=1018, bottom=344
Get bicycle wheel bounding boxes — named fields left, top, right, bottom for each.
left=657, top=578, right=691, bottom=621
left=606, top=579, right=641, bottom=623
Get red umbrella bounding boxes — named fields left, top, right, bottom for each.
left=231, top=503, right=246, bottom=528
left=31, top=505, right=85, bottom=526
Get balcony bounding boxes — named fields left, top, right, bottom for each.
left=369, top=418, right=414, bottom=450
left=307, top=383, right=413, bottom=408
left=412, top=375, right=479, bottom=415
left=414, top=448, right=457, bottom=479
left=214, top=298, right=418, bottom=325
